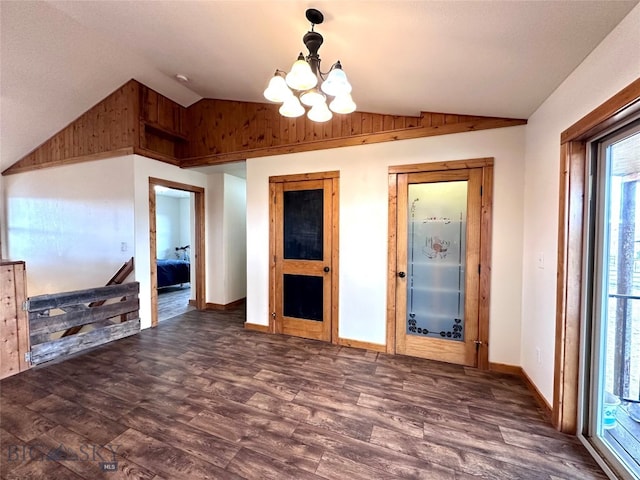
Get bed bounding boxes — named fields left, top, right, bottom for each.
left=156, top=259, right=190, bottom=288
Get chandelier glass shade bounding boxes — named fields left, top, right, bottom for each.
left=264, top=9, right=356, bottom=123
left=286, top=55, right=318, bottom=91
left=329, top=93, right=357, bottom=115
left=279, top=95, right=305, bottom=118
left=263, top=74, right=292, bottom=103
left=307, top=100, right=333, bottom=122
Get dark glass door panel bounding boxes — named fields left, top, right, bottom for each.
left=283, top=274, right=323, bottom=321
left=284, top=189, right=323, bottom=260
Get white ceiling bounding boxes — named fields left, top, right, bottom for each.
left=1, top=1, right=638, bottom=174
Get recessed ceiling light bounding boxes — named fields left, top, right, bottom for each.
left=175, top=74, right=189, bottom=83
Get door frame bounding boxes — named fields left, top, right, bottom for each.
left=269, top=171, right=340, bottom=343
left=554, top=78, right=640, bottom=433
left=386, top=158, right=494, bottom=369
left=149, top=177, right=206, bottom=327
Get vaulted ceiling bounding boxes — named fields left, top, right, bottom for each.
left=1, top=0, right=638, bottom=173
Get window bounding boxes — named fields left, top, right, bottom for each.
left=581, top=119, right=640, bottom=479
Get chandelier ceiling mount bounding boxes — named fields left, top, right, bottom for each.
left=264, top=8, right=356, bottom=122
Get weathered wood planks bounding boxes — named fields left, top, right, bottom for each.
left=0, top=260, right=30, bottom=379
left=27, top=282, right=138, bottom=312
left=61, top=256, right=134, bottom=337
left=29, top=298, right=139, bottom=345
left=29, top=319, right=140, bottom=365
left=26, top=282, right=140, bottom=365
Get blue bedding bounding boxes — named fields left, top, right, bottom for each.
left=157, top=259, right=190, bottom=288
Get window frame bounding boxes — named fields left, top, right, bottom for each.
left=576, top=120, right=640, bottom=480
left=554, top=78, right=640, bottom=435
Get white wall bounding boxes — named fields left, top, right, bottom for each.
left=223, top=174, right=247, bottom=304
left=4, top=156, right=135, bottom=296
left=206, top=173, right=224, bottom=304
left=155, top=195, right=182, bottom=259
left=154, top=194, right=191, bottom=260
left=179, top=196, right=191, bottom=252
left=247, top=126, right=526, bottom=365
left=206, top=173, right=247, bottom=305
left=1, top=175, right=7, bottom=258
left=521, top=4, right=640, bottom=403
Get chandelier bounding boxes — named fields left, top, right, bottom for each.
left=263, top=8, right=356, bottom=122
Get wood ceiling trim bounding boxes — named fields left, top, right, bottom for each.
left=179, top=117, right=526, bottom=167
left=1, top=147, right=135, bottom=176
left=560, top=77, right=640, bottom=144
left=2, top=79, right=527, bottom=176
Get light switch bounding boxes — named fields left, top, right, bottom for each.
left=537, top=252, right=544, bottom=269
left=121, top=242, right=128, bottom=252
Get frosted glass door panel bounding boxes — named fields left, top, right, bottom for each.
left=407, top=181, right=467, bottom=340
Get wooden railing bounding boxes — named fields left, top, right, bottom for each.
left=611, top=293, right=640, bottom=402
left=26, top=282, right=140, bottom=365
left=61, top=257, right=134, bottom=337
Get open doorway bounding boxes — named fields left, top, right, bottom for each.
left=155, top=186, right=194, bottom=321
left=149, top=177, right=205, bottom=326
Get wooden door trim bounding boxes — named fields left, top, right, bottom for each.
left=268, top=172, right=340, bottom=342
left=386, top=158, right=493, bottom=368
left=269, top=171, right=340, bottom=183
left=478, top=165, right=494, bottom=370
left=386, top=173, right=398, bottom=353
left=392, top=173, right=409, bottom=356
left=269, top=182, right=278, bottom=333
left=330, top=177, right=340, bottom=344
left=389, top=158, right=494, bottom=174
left=148, top=177, right=205, bottom=327
left=554, top=79, right=640, bottom=433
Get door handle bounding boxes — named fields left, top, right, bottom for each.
left=398, top=271, right=406, bottom=278
left=324, top=266, right=330, bottom=273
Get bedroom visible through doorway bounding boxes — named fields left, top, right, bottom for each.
left=149, top=177, right=206, bottom=327
left=155, top=186, right=195, bottom=321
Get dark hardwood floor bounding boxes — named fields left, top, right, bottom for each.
left=0, top=307, right=606, bottom=479
left=157, top=285, right=194, bottom=322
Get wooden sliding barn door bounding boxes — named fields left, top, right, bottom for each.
left=270, top=172, right=339, bottom=342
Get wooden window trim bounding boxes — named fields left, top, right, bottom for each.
left=554, top=78, right=640, bottom=433
left=148, top=177, right=206, bottom=327
left=387, top=158, right=494, bottom=369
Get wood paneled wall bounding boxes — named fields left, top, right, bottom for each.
left=180, top=108, right=526, bottom=166
left=3, top=81, right=140, bottom=175
left=140, top=86, right=187, bottom=137
left=183, top=99, right=422, bottom=159
left=2, top=79, right=527, bottom=176
left=139, top=85, right=188, bottom=164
